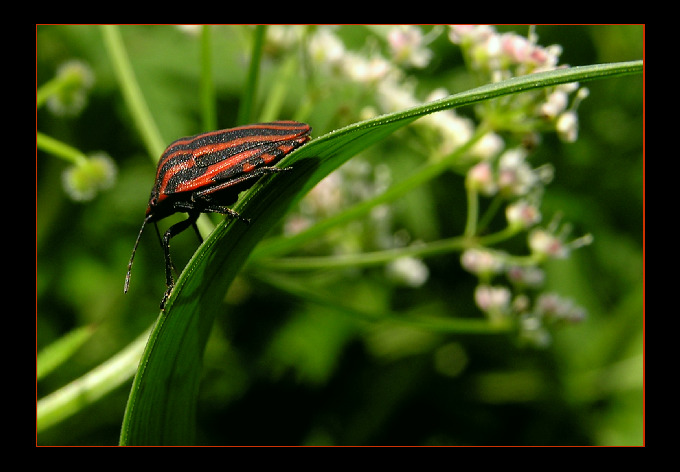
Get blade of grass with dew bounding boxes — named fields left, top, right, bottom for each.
left=119, top=60, right=643, bottom=445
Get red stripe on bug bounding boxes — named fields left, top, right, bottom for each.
left=174, top=147, right=264, bottom=193
left=261, top=153, right=276, bottom=164
left=156, top=122, right=309, bottom=173
left=191, top=131, right=307, bottom=157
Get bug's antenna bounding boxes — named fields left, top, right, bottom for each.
left=124, top=215, right=152, bottom=294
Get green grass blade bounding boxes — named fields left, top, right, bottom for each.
left=38, top=327, right=150, bottom=434
left=100, top=25, right=166, bottom=160
left=237, top=25, right=267, bottom=125
left=37, top=325, right=96, bottom=381
left=200, top=25, right=217, bottom=131
left=119, top=60, right=642, bottom=445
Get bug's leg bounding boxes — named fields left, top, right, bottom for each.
left=251, top=165, right=294, bottom=174
left=153, top=221, right=175, bottom=277
left=201, top=204, right=251, bottom=224
left=159, top=211, right=200, bottom=309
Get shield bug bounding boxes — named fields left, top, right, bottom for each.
left=124, top=121, right=312, bottom=308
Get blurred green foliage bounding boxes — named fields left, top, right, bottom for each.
left=36, top=25, right=643, bottom=446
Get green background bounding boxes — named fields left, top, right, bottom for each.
left=37, top=25, right=644, bottom=446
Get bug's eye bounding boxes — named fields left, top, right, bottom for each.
left=148, top=188, right=160, bottom=204
left=147, top=195, right=159, bottom=212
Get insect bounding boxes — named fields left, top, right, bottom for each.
left=124, top=121, right=312, bottom=308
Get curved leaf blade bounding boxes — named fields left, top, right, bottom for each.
left=120, top=60, right=643, bottom=445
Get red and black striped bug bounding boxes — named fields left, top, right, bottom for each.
left=124, top=121, right=312, bottom=308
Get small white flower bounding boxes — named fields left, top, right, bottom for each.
left=469, top=132, right=504, bottom=160
left=377, top=79, right=419, bottom=113
left=176, top=25, right=202, bottom=36
left=540, top=90, right=569, bottom=119
left=62, top=152, right=117, bottom=202
left=519, top=314, right=552, bottom=347
left=448, top=25, right=495, bottom=45
left=506, top=200, right=541, bottom=229
left=556, top=110, right=579, bottom=142
left=283, top=214, right=313, bottom=236
left=461, top=248, right=504, bottom=276
left=386, top=256, right=429, bottom=287
left=343, top=53, right=392, bottom=83
left=535, top=293, right=587, bottom=323
left=308, top=28, right=346, bottom=67
left=267, top=25, right=304, bottom=49
left=500, top=32, right=534, bottom=64
left=466, top=161, right=497, bottom=196
left=46, top=60, right=95, bottom=117
left=497, top=148, right=537, bottom=196
left=506, top=265, right=545, bottom=288
left=387, top=25, right=433, bottom=68
left=448, top=25, right=475, bottom=44
left=425, top=110, right=475, bottom=156
left=301, top=172, right=344, bottom=216
left=528, top=228, right=568, bottom=259
left=474, top=284, right=511, bottom=315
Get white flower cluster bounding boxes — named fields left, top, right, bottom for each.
left=62, top=152, right=117, bottom=202
left=449, top=25, right=588, bottom=142
left=269, top=25, right=498, bottom=160
left=266, top=26, right=592, bottom=344
left=461, top=212, right=592, bottom=344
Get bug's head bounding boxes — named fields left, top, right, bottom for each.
left=145, top=184, right=161, bottom=214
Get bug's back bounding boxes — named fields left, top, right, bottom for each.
left=148, top=121, right=311, bottom=215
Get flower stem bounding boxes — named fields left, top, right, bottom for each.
left=100, top=25, right=165, bottom=161
left=36, top=132, right=88, bottom=166
left=464, top=185, right=479, bottom=238
left=238, top=25, right=267, bottom=125
left=200, top=25, right=217, bottom=131
left=36, top=77, right=64, bottom=109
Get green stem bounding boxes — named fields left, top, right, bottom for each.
left=100, top=25, right=165, bottom=160
left=477, top=225, right=522, bottom=246
left=200, top=25, right=217, bottom=131
left=259, top=272, right=510, bottom=334
left=254, top=234, right=469, bottom=271
left=477, top=194, right=504, bottom=233
left=37, top=327, right=151, bottom=434
left=36, top=77, right=64, bottom=109
left=464, top=184, right=479, bottom=238
left=253, top=222, right=527, bottom=272
left=36, top=132, right=88, bottom=166
left=258, top=54, right=298, bottom=122
left=237, top=25, right=267, bottom=125
left=37, top=325, right=96, bottom=380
